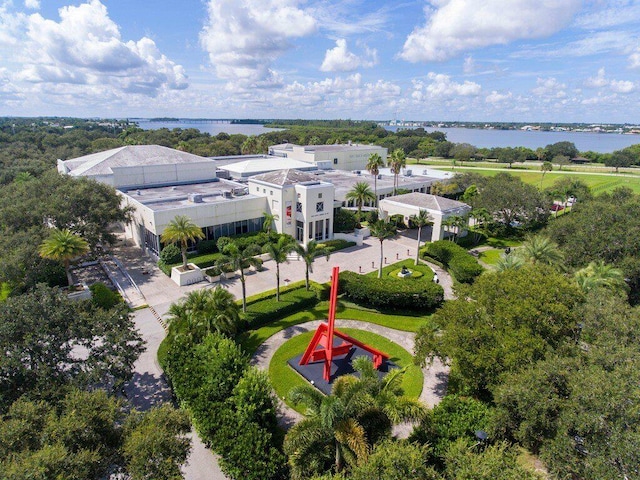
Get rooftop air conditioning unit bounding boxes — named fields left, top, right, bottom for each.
left=188, top=193, right=203, bottom=203
left=405, top=169, right=412, bottom=176
left=223, top=191, right=232, bottom=199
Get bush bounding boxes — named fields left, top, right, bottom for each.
left=334, top=208, right=357, bottom=233
left=197, top=239, right=218, bottom=254
left=318, top=239, right=356, bottom=253
left=243, top=286, right=319, bottom=330
left=205, top=266, right=223, bottom=277
left=424, top=241, right=483, bottom=283
left=312, top=281, right=331, bottom=301
left=159, top=244, right=181, bottom=264
left=90, top=282, right=122, bottom=309
left=389, top=214, right=407, bottom=229
left=340, top=271, right=444, bottom=311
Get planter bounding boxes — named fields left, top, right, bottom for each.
left=354, top=227, right=370, bottom=239
left=223, top=270, right=237, bottom=280
left=205, top=274, right=221, bottom=283
left=66, top=283, right=92, bottom=301
left=171, top=263, right=204, bottom=286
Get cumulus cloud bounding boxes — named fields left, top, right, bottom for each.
left=10, top=0, right=187, bottom=96
left=610, top=79, right=635, bottom=93
left=320, top=39, right=377, bottom=72
left=584, top=68, right=608, bottom=88
left=485, top=90, right=512, bottom=104
left=423, top=72, right=481, bottom=97
left=583, top=68, right=636, bottom=94
left=532, top=77, right=567, bottom=98
left=199, top=0, right=316, bottom=85
left=630, top=48, right=640, bottom=68
left=24, top=0, right=40, bottom=10
left=400, top=0, right=581, bottom=62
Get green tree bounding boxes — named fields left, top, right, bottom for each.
left=295, top=240, right=331, bottom=291
left=574, top=260, right=627, bottom=294
left=365, top=153, right=385, bottom=207
left=553, top=154, right=570, bottom=171
left=160, top=215, right=205, bottom=270
left=262, top=235, right=297, bottom=301
left=388, top=149, right=406, bottom=195
left=518, top=235, right=564, bottom=268
left=540, top=161, right=553, bottom=188
left=495, top=252, right=524, bottom=272
left=217, top=241, right=262, bottom=312
left=350, top=440, right=441, bottom=480
left=241, top=136, right=259, bottom=154
left=262, top=211, right=279, bottom=234
left=123, top=404, right=192, bottom=480
left=442, top=215, right=468, bottom=243
left=369, top=219, right=397, bottom=278
left=543, top=141, right=578, bottom=162
left=167, top=286, right=241, bottom=339
left=469, top=207, right=491, bottom=245
left=345, top=181, right=376, bottom=223
left=605, top=149, right=635, bottom=172
left=410, top=209, right=433, bottom=265
left=38, top=228, right=89, bottom=286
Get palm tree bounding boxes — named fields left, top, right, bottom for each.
left=295, top=240, right=331, bottom=290
left=518, top=235, right=564, bottom=268
left=540, top=161, right=553, bottom=189
left=495, top=252, right=525, bottom=272
left=262, top=236, right=297, bottom=301
left=345, top=182, right=375, bottom=224
left=160, top=215, right=205, bottom=270
left=369, top=219, right=397, bottom=278
left=409, top=210, right=432, bottom=265
left=469, top=208, right=491, bottom=244
left=241, top=136, right=259, bottom=154
left=387, top=149, right=406, bottom=195
left=217, top=241, right=262, bottom=312
left=365, top=153, right=385, bottom=207
left=262, top=211, right=279, bottom=234
left=166, top=287, right=240, bottom=341
left=575, top=260, right=627, bottom=293
left=442, top=214, right=468, bottom=243
left=39, top=228, right=89, bottom=286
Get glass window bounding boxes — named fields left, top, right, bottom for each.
left=308, top=222, right=313, bottom=239
left=318, top=193, right=323, bottom=199
left=296, top=202, right=302, bottom=212
left=333, top=158, right=338, bottom=164
left=316, top=201, right=324, bottom=213
left=315, top=220, right=324, bottom=240
left=325, top=219, right=330, bottom=237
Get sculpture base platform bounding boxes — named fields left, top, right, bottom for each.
left=288, top=343, right=397, bottom=395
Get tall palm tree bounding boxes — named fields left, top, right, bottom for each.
left=39, top=228, right=89, bottom=286
left=217, top=241, right=262, bottom=312
left=387, top=149, right=406, bottom=195
left=518, top=235, right=564, bottom=268
left=160, top=215, right=205, bottom=270
left=575, top=261, right=627, bottom=293
left=540, top=161, right=553, bottom=189
left=262, top=211, right=279, bottom=234
left=409, top=210, right=432, bottom=265
left=442, top=214, right=468, bottom=243
left=262, top=235, right=297, bottom=301
left=241, top=135, right=259, bottom=154
left=365, top=153, right=385, bottom=207
left=470, top=207, right=492, bottom=244
left=295, top=240, right=331, bottom=290
left=166, top=286, right=240, bottom=341
left=369, top=219, right=397, bottom=278
left=345, top=182, right=375, bottom=223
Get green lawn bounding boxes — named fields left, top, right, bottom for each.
left=431, top=166, right=640, bottom=194
left=269, top=328, right=423, bottom=414
left=367, top=258, right=434, bottom=281
left=238, top=300, right=431, bottom=354
left=478, top=249, right=502, bottom=266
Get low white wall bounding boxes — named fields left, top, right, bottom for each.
left=171, top=263, right=204, bottom=286
left=333, top=232, right=363, bottom=246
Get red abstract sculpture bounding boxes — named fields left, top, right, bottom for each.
left=299, top=266, right=389, bottom=382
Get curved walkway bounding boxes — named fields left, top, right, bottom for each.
left=251, top=320, right=449, bottom=430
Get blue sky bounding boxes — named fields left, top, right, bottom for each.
left=1, top=0, right=639, bottom=122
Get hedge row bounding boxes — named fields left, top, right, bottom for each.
left=162, top=334, right=286, bottom=479
left=423, top=241, right=484, bottom=283
left=243, top=285, right=319, bottom=331
left=318, top=238, right=356, bottom=253
left=340, top=271, right=444, bottom=311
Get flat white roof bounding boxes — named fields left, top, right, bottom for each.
left=221, top=156, right=316, bottom=176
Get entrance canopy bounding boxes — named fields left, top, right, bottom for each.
left=379, top=192, right=471, bottom=242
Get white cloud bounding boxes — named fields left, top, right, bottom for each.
left=400, top=0, right=581, bottom=62
left=630, top=48, right=640, bottom=68
left=308, top=1, right=389, bottom=36
left=8, top=0, right=186, bottom=97
left=423, top=72, right=481, bottom=97
left=610, top=79, right=635, bottom=93
left=199, top=0, right=316, bottom=85
left=532, top=77, right=567, bottom=98
left=584, top=68, right=608, bottom=88
left=574, top=3, right=640, bottom=29
left=320, top=39, right=377, bottom=72
left=485, top=90, right=512, bottom=104
left=24, top=0, right=40, bottom=10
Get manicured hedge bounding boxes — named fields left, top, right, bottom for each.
left=243, top=286, right=319, bottom=331
left=423, top=240, right=483, bottom=283
left=340, top=271, right=444, bottom=311
left=318, top=239, right=356, bottom=253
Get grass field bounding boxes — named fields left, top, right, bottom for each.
left=432, top=166, right=640, bottom=194
left=269, top=328, right=423, bottom=413
left=478, top=249, right=502, bottom=266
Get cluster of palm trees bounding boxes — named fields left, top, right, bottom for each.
left=496, top=235, right=627, bottom=295
left=39, top=228, right=90, bottom=287
left=284, top=356, right=425, bottom=479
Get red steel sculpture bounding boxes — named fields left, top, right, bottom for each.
left=299, top=266, right=390, bottom=382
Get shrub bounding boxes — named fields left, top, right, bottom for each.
left=197, top=239, right=218, bottom=254
left=159, top=244, right=181, bottom=264
left=424, top=241, right=483, bottom=283
left=389, top=213, right=407, bottom=229
left=334, top=208, right=357, bottom=233
left=90, top=282, right=122, bottom=309
left=340, top=271, right=444, bottom=311
left=312, top=281, right=331, bottom=301
left=318, top=239, right=356, bottom=253
left=205, top=266, right=223, bottom=277
left=243, top=286, right=318, bottom=330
